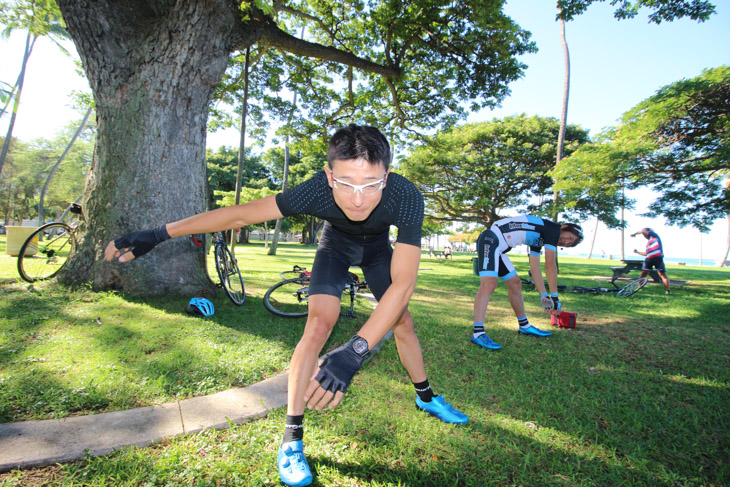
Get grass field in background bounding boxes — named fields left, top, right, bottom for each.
left=1, top=237, right=728, bottom=486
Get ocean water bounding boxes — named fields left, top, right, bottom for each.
left=570, top=254, right=720, bottom=267
left=494, top=248, right=727, bottom=267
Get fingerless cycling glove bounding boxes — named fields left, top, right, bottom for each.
left=314, top=335, right=370, bottom=393
left=540, top=293, right=553, bottom=311
left=114, top=225, right=170, bottom=258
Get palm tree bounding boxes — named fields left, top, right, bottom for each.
left=0, top=0, right=70, bottom=176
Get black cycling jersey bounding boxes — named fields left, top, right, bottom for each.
left=275, top=170, right=424, bottom=247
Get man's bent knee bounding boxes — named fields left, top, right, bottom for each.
left=298, top=295, right=341, bottom=348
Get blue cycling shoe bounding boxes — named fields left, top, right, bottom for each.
left=471, top=333, right=502, bottom=350
left=416, top=395, right=468, bottom=424
left=518, top=325, right=552, bottom=337
left=277, top=440, right=312, bottom=486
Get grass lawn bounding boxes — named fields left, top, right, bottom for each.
left=1, top=239, right=728, bottom=486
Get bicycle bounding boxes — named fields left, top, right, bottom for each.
left=263, top=265, right=369, bottom=318
left=520, top=277, right=648, bottom=298
left=190, top=231, right=245, bottom=306
left=17, top=202, right=83, bottom=282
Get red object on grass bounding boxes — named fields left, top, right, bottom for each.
left=551, top=311, right=577, bottom=328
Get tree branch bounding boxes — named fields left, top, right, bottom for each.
left=235, top=7, right=401, bottom=79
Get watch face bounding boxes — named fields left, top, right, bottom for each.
left=352, top=337, right=368, bottom=355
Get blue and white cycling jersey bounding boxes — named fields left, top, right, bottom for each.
left=491, top=215, right=561, bottom=256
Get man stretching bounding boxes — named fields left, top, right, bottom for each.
left=632, top=227, right=671, bottom=294
left=105, top=125, right=466, bottom=486
left=472, top=215, right=583, bottom=350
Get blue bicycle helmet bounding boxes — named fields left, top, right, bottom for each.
left=186, top=297, right=214, bottom=317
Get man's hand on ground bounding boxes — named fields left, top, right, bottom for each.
left=304, top=335, right=369, bottom=410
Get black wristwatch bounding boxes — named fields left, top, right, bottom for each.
left=350, top=335, right=370, bottom=359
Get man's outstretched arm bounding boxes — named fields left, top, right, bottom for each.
left=105, top=195, right=284, bottom=262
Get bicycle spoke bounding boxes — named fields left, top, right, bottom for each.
left=17, top=223, right=74, bottom=282
left=617, top=277, right=648, bottom=297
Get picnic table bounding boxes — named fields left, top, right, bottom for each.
left=610, top=259, right=661, bottom=283
left=431, top=249, right=452, bottom=259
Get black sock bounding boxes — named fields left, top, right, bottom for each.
left=517, top=315, right=530, bottom=328
left=282, top=414, right=304, bottom=444
left=414, top=379, right=435, bottom=403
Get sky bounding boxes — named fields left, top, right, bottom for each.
left=1, top=1, right=729, bottom=264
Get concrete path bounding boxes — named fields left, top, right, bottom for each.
left=0, top=293, right=387, bottom=473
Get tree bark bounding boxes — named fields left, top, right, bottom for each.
left=56, top=0, right=243, bottom=295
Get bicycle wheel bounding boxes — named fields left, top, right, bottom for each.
left=214, top=243, right=245, bottom=305
left=17, top=222, right=74, bottom=282
left=616, top=277, right=648, bottom=297
left=280, top=265, right=310, bottom=280
left=263, top=277, right=310, bottom=318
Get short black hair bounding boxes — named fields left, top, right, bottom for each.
left=327, top=124, right=391, bottom=170
left=559, top=222, right=584, bottom=247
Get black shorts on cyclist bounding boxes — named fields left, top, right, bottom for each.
left=309, top=224, right=393, bottom=301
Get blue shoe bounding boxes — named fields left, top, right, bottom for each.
left=471, top=333, right=502, bottom=350
left=277, top=440, right=312, bottom=486
left=518, top=325, right=552, bottom=337
left=416, top=395, right=468, bottom=424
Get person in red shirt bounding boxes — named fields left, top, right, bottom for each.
left=632, top=227, right=671, bottom=294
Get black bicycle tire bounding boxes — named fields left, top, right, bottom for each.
left=263, top=277, right=310, bottom=318
left=616, top=277, right=648, bottom=298
left=214, top=243, right=246, bottom=306
left=280, top=270, right=306, bottom=280
left=17, top=222, right=74, bottom=282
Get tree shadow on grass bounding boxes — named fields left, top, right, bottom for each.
left=0, top=280, right=365, bottom=423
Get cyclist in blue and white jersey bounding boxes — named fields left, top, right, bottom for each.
left=471, top=215, right=583, bottom=350
left=632, top=227, right=671, bottom=294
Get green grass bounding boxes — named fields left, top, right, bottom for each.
left=1, top=243, right=729, bottom=486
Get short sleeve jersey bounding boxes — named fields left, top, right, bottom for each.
left=275, top=170, right=424, bottom=247
left=645, top=230, right=664, bottom=258
left=491, top=215, right=561, bottom=256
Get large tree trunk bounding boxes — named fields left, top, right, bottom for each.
left=56, top=1, right=240, bottom=295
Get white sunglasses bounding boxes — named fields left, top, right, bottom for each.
left=332, top=176, right=386, bottom=195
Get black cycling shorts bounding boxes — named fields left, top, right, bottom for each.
left=476, top=229, right=516, bottom=280
left=643, top=256, right=666, bottom=272
left=309, top=224, right=393, bottom=301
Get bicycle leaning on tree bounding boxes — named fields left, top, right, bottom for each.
left=17, top=202, right=84, bottom=282
left=190, top=231, right=245, bottom=306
